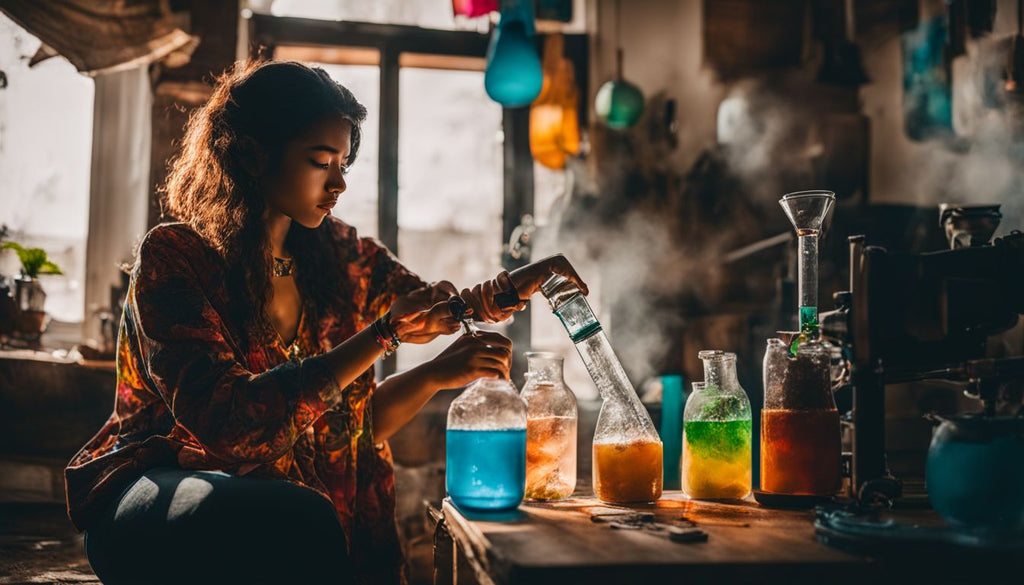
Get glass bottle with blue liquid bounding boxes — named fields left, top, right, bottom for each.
left=446, top=378, right=528, bottom=511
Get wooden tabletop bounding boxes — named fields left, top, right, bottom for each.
left=437, top=493, right=1007, bottom=585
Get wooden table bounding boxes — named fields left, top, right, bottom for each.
left=428, top=492, right=1013, bottom=585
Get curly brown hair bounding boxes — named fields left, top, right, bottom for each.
left=161, top=60, right=368, bottom=343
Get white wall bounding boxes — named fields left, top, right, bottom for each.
left=590, top=0, right=724, bottom=171
left=590, top=0, right=1023, bottom=236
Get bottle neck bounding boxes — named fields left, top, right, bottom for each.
left=703, top=359, right=738, bottom=392
left=527, top=357, right=564, bottom=384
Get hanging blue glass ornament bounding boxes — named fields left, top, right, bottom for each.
left=484, top=0, right=543, bottom=108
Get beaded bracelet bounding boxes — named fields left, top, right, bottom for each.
left=372, top=312, right=401, bottom=357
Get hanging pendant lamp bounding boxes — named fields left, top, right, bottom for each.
left=595, top=0, right=644, bottom=129
left=485, top=0, right=543, bottom=108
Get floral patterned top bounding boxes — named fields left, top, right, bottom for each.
left=65, top=217, right=423, bottom=583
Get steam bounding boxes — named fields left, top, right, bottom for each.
left=874, top=22, right=1024, bottom=234
left=533, top=15, right=1024, bottom=388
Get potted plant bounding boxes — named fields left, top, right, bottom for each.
left=1, top=242, right=62, bottom=341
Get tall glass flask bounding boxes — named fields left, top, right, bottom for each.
left=522, top=352, right=577, bottom=500
left=682, top=352, right=752, bottom=499
left=540, top=275, right=663, bottom=503
left=761, top=189, right=842, bottom=496
left=779, top=190, right=835, bottom=345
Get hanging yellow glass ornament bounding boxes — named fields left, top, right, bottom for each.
left=530, top=34, right=580, bottom=169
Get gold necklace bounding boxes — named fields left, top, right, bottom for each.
left=272, top=256, right=294, bottom=278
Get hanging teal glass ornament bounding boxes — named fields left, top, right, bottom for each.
left=595, top=48, right=645, bottom=129
left=484, top=0, right=543, bottom=108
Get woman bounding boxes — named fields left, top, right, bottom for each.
left=65, top=60, right=586, bottom=584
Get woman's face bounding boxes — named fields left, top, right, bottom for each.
left=262, top=114, right=352, bottom=229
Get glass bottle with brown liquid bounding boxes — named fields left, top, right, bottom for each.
left=761, top=338, right=842, bottom=495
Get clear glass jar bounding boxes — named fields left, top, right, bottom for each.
left=521, top=352, right=577, bottom=500
left=446, top=378, right=527, bottom=510
left=539, top=274, right=662, bottom=503
left=682, top=351, right=752, bottom=500
left=761, top=338, right=842, bottom=495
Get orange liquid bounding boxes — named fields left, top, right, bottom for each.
left=760, top=409, right=841, bottom=495
left=592, top=440, right=663, bottom=503
left=526, top=416, right=577, bottom=500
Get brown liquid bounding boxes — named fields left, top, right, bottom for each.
left=592, top=440, right=663, bottom=503
left=761, top=409, right=841, bottom=495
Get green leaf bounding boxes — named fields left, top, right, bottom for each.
left=38, top=260, right=62, bottom=275
left=1, top=242, right=61, bottom=278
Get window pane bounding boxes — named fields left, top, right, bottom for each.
left=396, top=67, right=504, bottom=371
left=0, top=14, right=94, bottom=323
left=316, top=63, right=380, bottom=239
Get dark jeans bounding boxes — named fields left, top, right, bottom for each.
left=85, top=467, right=352, bottom=585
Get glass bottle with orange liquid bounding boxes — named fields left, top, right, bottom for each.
left=522, top=352, right=577, bottom=500
left=682, top=352, right=752, bottom=500
left=761, top=338, right=842, bottom=495
left=540, top=274, right=663, bottom=504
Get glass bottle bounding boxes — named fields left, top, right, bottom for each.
left=682, top=351, right=752, bottom=500
left=540, top=275, right=663, bottom=504
left=761, top=338, right=842, bottom=495
left=446, top=378, right=527, bottom=511
left=521, top=352, right=578, bottom=500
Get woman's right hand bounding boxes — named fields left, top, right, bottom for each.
left=425, top=331, right=512, bottom=389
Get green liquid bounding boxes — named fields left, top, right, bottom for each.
left=683, top=419, right=751, bottom=461
left=790, top=306, right=820, bottom=355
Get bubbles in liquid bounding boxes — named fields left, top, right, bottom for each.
left=593, top=440, right=663, bottom=503
left=526, top=416, right=577, bottom=500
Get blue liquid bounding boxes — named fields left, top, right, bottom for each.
left=446, top=429, right=526, bottom=511
left=927, top=435, right=1024, bottom=530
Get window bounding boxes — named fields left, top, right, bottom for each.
left=395, top=66, right=505, bottom=371
left=317, top=62, right=381, bottom=239
left=0, top=13, right=94, bottom=324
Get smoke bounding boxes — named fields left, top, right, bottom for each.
left=876, top=22, right=1024, bottom=235
left=535, top=15, right=1024, bottom=387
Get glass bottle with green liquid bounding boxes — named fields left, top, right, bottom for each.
left=682, top=351, right=752, bottom=500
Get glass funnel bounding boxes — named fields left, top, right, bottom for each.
left=521, top=352, right=578, bottom=501
left=779, top=190, right=835, bottom=342
left=540, top=274, right=662, bottom=503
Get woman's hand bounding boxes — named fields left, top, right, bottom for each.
left=425, top=331, right=512, bottom=388
left=389, top=281, right=461, bottom=344
left=510, top=253, right=588, bottom=298
left=461, top=254, right=589, bottom=323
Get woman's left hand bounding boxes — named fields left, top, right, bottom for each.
left=389, top=281, right=461, bottom=344
left=461, top=254, right=589, bottom=323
